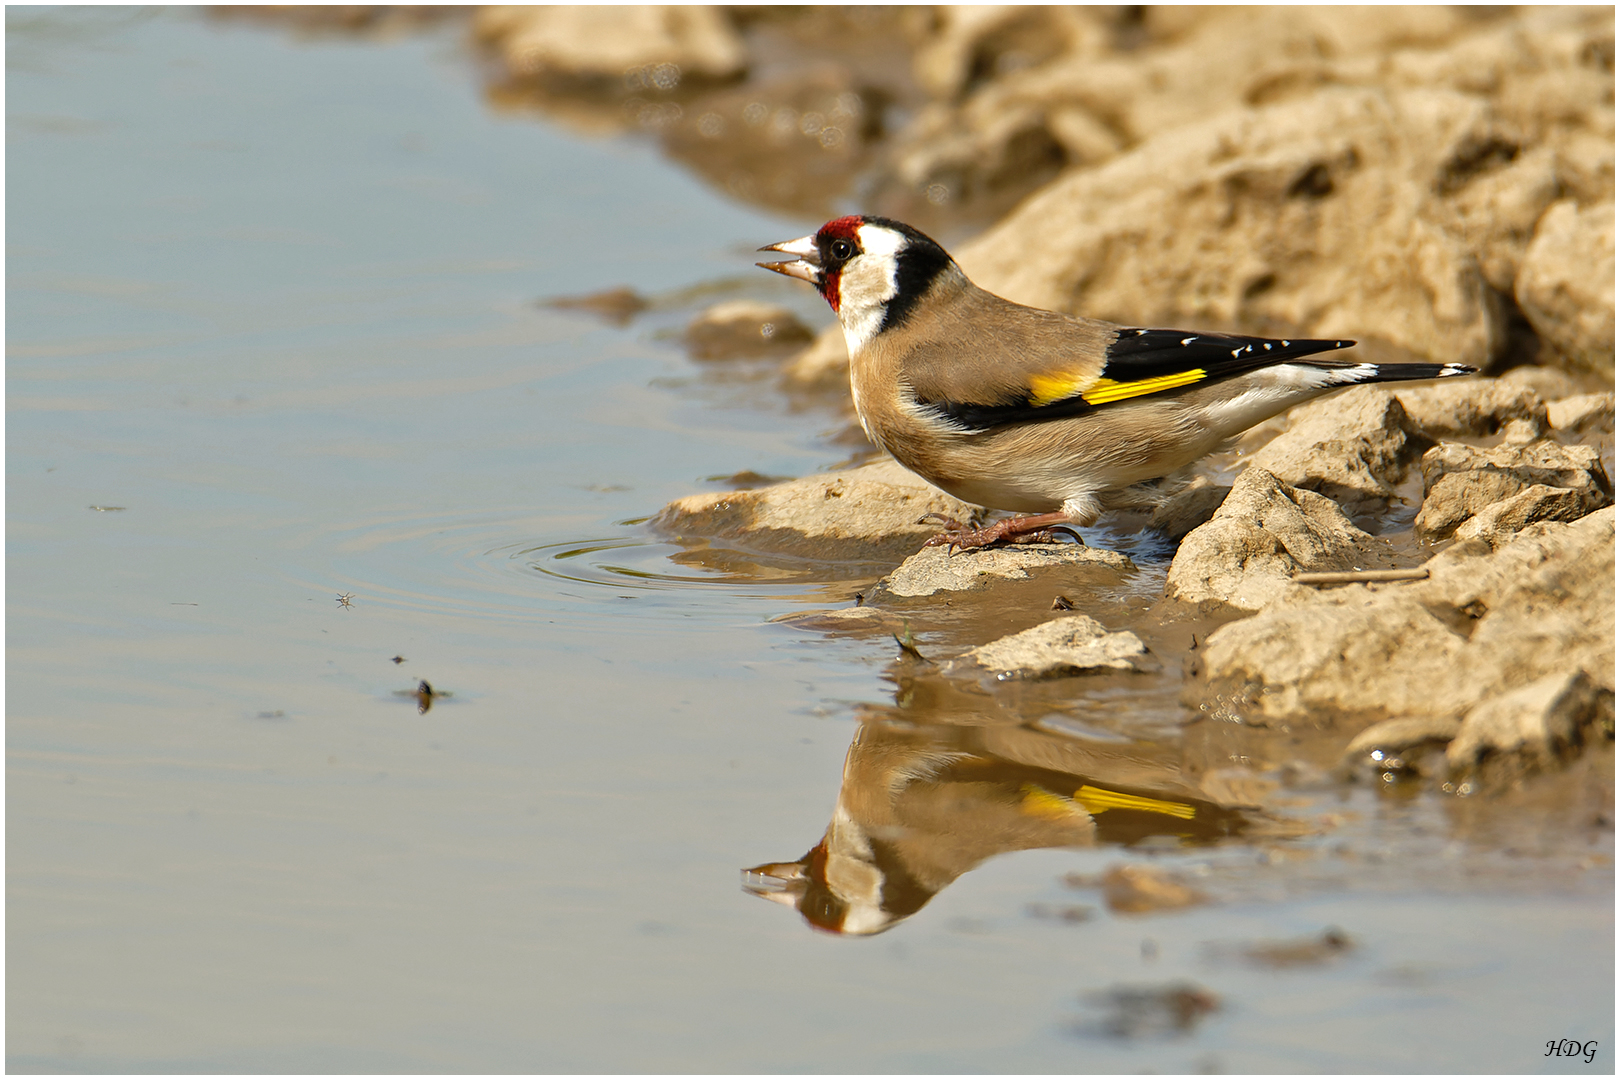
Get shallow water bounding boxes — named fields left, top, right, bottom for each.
left=7, top=9, right=1613, bottom=1073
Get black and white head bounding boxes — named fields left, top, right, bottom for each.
left=758, top=215, right=958, bottom=351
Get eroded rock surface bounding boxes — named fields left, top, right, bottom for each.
left=1516, top=200, right=1617, bottom=377
left=474, top=5, right=746, bottom=86
left=868, top=542, right=1135, bottom=601
left=950, top=614, right=1158, bottom=680
left=651, top=458, right=976, bottom=563
left=1413, top=438, right=1612, bottom=541
left=1165, top=469, right=1388, bottom=612
left=1195, top=508, right=1615, bottom=730
left=1243, top=387, right=1426, bottom=515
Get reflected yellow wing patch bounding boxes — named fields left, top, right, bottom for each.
left=1080, top=369, right=1206, bottom=405
left=1019, top=783, right=1090, bottom=822
left=1074, top=785, right=1197, bottom=820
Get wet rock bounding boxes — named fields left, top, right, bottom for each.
left=1245, top=386, right=1424, bottom=514
left=1515, top=200, right=1616, bottom=377
left=474, top=5, right=746, bottom=87
left=1447, top=669, right=1614, bottom=774
left=869, top=542, right=1135, bottom=601
left=1164, top=468, right=1383, bottom=612
left=769, top=605, right=904, bottom=636
left=1413, top=439, right=1612, bottom=541
left=1343, top=716, right=1463, bottom=773
left=1194, top=508, right=1615, bottom=726
left=1547, top=392, right=1615, bottom=436
left=650, top=458, right=977, bottom=563
left=1146, top=480, right=1230, bottom=541
left=684, top=300, right=813, bottom=359
left=542, top=285, right=650, bottom=326
left=950, top=615, right=1157, bottom=680
left=1099, top=864, right=1208, bottom=915
left=1391, top=377, right=1549, bottom=438
left=1451, top=484, right=1602, bottom=548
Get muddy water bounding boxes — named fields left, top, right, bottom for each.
left=7, top=9, right=1612, bottom=1073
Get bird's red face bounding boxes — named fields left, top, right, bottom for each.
left=757, top=215, right=865, bottom=313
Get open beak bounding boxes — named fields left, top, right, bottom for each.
left=756, top=235, right=821, bottom=284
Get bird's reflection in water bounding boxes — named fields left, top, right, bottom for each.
left=744, top=692, right=1249, bottom=935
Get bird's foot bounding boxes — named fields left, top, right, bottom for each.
left=918, top=512, right=1082, bottom=552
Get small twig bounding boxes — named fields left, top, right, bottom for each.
left=1293, top=568, right=1430, bottom=585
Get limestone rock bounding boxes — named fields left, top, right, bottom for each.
left=1451, top=484, right=1603, bottom=548
left=1496, top=365, right=1587, bottom=403
left=650, top=459, right=977, bottom=563
left=869, top=542, right=1135, bottom=601
left=1245, top=386, right=1424, bottom=514
left=1391, top=378, right=1549, bottom=438
left=957, top=88, right=1506, bottom=368
left=1165, top=469, right=1382, bottom=612
left=1194, top=508, right=1615, bottom=725
left=952, top=615, right=1157, bottom=680
left=474, top=6, right=746, bottom=85
left=1547, top=392, right=1615, bottom=436
left=1516, top=200, right=1616, bottom=377
left=1447, top=669, right=1613, bottom=772
left=1413, top=439, right=1613, bottom=541
left=684, top=300, right=813, bottom=360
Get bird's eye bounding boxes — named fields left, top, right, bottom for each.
left=829, top=239, right=855, bottom=261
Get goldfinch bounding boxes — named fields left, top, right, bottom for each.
left=759, top=215, right=1475, bottom=548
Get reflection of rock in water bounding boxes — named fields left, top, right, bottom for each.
left=743, top=712, right=1246, bottom=935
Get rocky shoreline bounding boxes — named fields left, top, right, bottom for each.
left=480, top=7, right=1614, bottom=805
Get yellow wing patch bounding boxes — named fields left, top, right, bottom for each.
left=1073, top=785, right=1197, bottom=820
left=1025, top=368, right=1208, bottom=408
left=1027, top=371, right=1091, bottom=407
left=1081, top=369, right=1206, bottom=405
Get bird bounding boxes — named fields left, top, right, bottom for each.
left=758, top=215, right=1476, bottom=549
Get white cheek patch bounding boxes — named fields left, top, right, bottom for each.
left=836, top=225, right=903, bottom=352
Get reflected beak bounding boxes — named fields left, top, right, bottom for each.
left=756, top=235, right=821, bottom=284
left=741, top=861, right=808, bottom=907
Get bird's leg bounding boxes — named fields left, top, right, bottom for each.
left=922, top=511, right=1081, bottom=552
